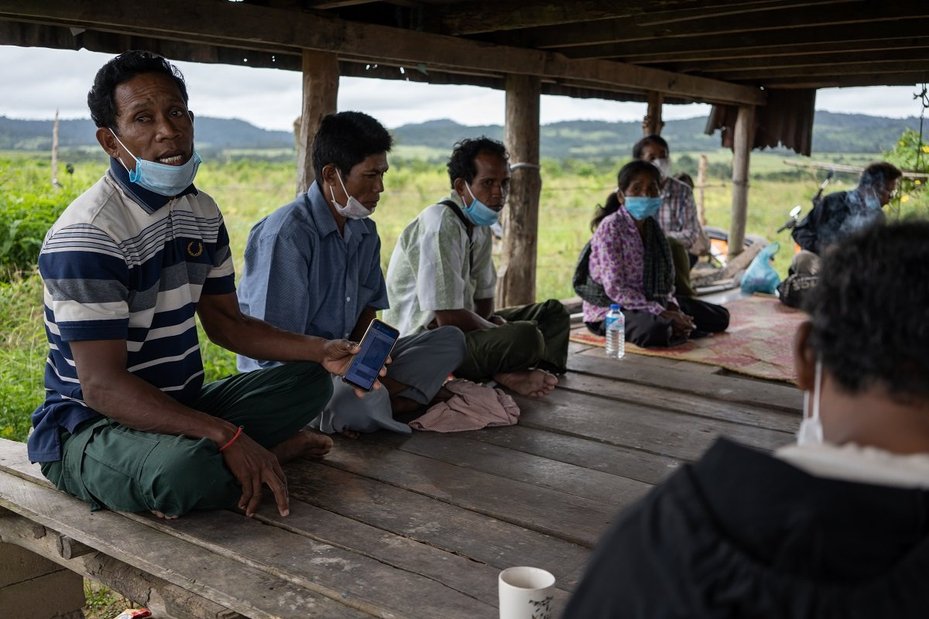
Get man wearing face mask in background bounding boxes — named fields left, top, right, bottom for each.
left=633, top=134, right=709, bottom=272
left=238, top=112, right=465, bottom=436
left=565, top=220, right=929, bottom=618
left=29, top=51, right=365, bottom=520
left=791, top=161, right=902, bottom=255
left=384, top=137, right=569, bottom=398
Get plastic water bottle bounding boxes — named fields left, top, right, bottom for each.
left=604, top=303, right=625, bottom=359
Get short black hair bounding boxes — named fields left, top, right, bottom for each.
left=805, top=220, right=929, bottom=401
left=312, top=111, right=392, bottom=181
left=447, top=137, right=508, bottom=188
left=632, top=134, right=670, bottom=159
left=87, top=50, right=189, bottom=130
left=591, top=160, right=661, bottom=230
left=858, top=161, right=903, bottom=190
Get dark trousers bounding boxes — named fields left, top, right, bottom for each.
left=587, top=297, right=729, bottom=348
left=455, top=299, right=570, bottom=381
left=41, top=362, right=332, bottom=517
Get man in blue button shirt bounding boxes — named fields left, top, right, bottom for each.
left=238, top=112, right=465, bottom=435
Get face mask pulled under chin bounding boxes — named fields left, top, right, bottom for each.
left=330, top=171, right=373, bottom=219
left=797, top=358, right=824, bottom=446
left=461, top=184, right=500, bottom=226
left=110, top=129, right=200, bottom=197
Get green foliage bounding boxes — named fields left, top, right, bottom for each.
left=0, top=270, right=46, bottom=441
left=0, top=154, right=106, bottom=279
left=882, top=128, right=929, bottom=218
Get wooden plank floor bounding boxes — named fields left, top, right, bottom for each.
left=0, top=337, right=802, bottom=618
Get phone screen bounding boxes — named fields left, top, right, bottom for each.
left=342, top=319, right=399, bottom=391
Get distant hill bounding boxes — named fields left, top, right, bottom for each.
left=0, top=116, right=294, bottom=151
left=390, top=112, right=921, bottom=159
left=0, top=111, right=919, bottom=158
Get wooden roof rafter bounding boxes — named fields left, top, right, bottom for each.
left=0, top=0, right=764, bottom=106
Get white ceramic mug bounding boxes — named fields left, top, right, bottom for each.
left=498, top=566, right=555, bottom=619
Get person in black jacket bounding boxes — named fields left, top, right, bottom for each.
left=564, top=220, right=929, bottom=619
left=791, top=161, right=901, bottom=255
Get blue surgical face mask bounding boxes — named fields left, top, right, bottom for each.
left=624, top=196, right=662, bottom=220
left=110, top=129, right=201, bottom=197
left=461, top=183, right=500, bottom=226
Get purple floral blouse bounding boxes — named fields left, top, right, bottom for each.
left=582, top=207, right=676, bottom=323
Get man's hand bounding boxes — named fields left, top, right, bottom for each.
left=320, top=339, right=388, bottom=396
left=488, top=314, right=507, bottom=326
left=219, top=431, right=290, bottom=517
left=660, top=309, right=695, bottom=339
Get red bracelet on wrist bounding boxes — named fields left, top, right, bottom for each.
left=219, top=426, right=244, bottom=452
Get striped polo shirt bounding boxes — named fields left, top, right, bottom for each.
left=27, top=159, right=235, bottom=463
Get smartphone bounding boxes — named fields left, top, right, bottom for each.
left=341, top=319, right=399, bottom=391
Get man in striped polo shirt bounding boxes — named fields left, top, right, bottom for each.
left=28, top=50, right=367, bottom=519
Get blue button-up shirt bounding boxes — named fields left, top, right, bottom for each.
left=237, top=181, right=388, bottom=371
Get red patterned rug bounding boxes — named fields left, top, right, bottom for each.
left=570, top=295, right=805, bottom=383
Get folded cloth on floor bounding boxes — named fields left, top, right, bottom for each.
left=409, top=379, right=520, bottom=432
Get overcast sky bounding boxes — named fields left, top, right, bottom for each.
left=2, top=45, right=925, bottom=131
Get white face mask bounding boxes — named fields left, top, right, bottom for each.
left=329, top=170, right=373, bottom=219
left=652, top=158, right=671, bottom=179
left=797, top=358, right=824, bottom=445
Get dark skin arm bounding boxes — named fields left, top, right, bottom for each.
left=434, top=297, right=503, bottom=333
left=71, top=292, right=365, bottom=519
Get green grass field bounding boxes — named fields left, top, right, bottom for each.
left=1, top=149, right=926, bottom=442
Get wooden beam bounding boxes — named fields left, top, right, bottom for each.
left=436, top=0, right=848, bottom=36
left=554, top=17, right=929, bottom=60
left=704, top=59, right=929, bottom=80
left=0, top=0, right=765, bottom=106
left=760, top=72, right=929, bottom=88
left=729, top=105, right=754, bottom=260
left=661, top=44, right=929, bottom=72
left=644, top=92, right=664, bottom=136
left=621, top=35, right=929, bottom=64
left=498, top=74, right=542, bottom=307
left=503, top=0, right=919, bottom=51
left=296, top=50, right=339, bottom=195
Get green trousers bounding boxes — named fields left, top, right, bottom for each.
left=41, top=362, right=332, bottom=517
left=455, top=299, right=570, bottom=381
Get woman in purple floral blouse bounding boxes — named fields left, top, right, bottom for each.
left=582, top=160, right=729, bottom=347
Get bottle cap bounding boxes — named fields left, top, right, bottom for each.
left=609, top=303, right=620, bottom=310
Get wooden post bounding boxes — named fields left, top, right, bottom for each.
left=697, top=154, right=708, bottom=226
left=643, top=92, right=664, bottom=136
left=295, top=50, right=339, bottom=195
left=728, top=105, right=754, bottom=259
left=51, top=109, right=61, bottom=189
left=497, top=74, right=541, bottom=307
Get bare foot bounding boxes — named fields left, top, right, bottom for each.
left=150, top=510, right=178, bottom=520
left=340, top=429, right=360, bottom=439
left=494, top=369, right=558, bottom=398
left=271, top=429, right=333, bottom=463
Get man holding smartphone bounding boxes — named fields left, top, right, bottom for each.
left=237, top=112, right=465, bottom=435
left=29, top=51, right=363, bottom=521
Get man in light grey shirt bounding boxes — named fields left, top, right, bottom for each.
left=385, top=137, right=569, bottom=398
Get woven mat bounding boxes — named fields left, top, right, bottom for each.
left=570, top=295, right=805, bottom=383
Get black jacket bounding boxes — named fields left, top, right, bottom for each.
left=791, top=189, right=885, bottom=255
left=564, top=439, right=929, bottom=618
